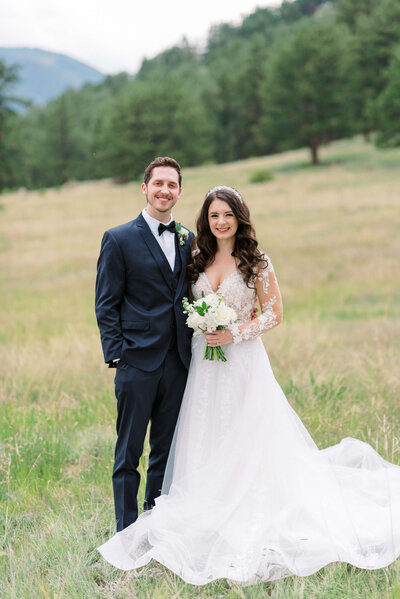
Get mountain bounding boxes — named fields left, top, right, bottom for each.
left=0, top=47, right=104, bottom=108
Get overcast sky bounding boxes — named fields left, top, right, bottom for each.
left=0, top=0, right=279, bottom=74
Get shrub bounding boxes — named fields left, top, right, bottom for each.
left=249, top=168, right=274, bottom=183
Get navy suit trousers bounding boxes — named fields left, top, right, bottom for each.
left=113, top=344, right=188, bottom=532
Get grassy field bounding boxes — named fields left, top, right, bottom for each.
left=0, top=137, right=399, bottom=598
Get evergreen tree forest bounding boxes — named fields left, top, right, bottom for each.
left=1, top=0, right=400, bottom=191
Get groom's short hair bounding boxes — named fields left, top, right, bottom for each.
left=144, top=157, right=182, bottom=187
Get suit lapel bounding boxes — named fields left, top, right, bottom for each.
left=136, top=213, right=174, bottom=291
left=175, top=235, right=189, bottom=299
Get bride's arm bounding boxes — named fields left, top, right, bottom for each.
left=205, top=255, right=283, bottom=346
left=229, top=256, right=283, bottom=343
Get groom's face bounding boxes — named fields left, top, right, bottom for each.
left=142, top=166, right=181, bottom=221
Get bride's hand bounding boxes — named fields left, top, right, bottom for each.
left=205, top=329, right=234, bottom=346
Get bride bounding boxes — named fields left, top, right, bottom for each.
left=98, top=185, right=400, bottom=586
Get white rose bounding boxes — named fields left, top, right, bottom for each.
left=214, top=305, right=236, bottom=327
left=205, top=294, right=219, bottom=308
left=187, top=311, right=205, bottom=333
left=204, top=312, right=218, bottom=331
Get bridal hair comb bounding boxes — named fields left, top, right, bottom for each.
left=206, top=185, right=243, bottom=203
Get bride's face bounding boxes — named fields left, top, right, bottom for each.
left=208, top=199, right=238, bottom=241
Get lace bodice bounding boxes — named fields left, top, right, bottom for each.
left=192, top=254, right=283, bottom=343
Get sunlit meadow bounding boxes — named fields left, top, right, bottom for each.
left=1, top=137, right=399, bottom=598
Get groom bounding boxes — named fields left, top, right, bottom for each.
left=95, top=156, right=194, bottom=532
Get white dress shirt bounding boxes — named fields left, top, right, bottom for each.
left=142, top=208, right=176, bottom=271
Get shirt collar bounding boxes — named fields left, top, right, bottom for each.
left=142, top=208, right=173, bottom=236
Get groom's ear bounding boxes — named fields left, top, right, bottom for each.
left=141, top=182, right=147, bottom=195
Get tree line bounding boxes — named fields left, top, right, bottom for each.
left=1, top=0, right=400, bottom=192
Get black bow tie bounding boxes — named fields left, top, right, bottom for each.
left=158, top=221, right=176, bottom=236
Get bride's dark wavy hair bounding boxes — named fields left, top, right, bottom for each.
left=188, top=188, right=268, bottom=288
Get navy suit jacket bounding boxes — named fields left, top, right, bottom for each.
left=95, top=213, right=194, bottom=371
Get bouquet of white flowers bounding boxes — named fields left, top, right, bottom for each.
left=182, top=292, right=237, bottom=361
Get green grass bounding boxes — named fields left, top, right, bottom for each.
left=0, top=137, right=399, bottom=597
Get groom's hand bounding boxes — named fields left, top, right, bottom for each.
left=107, top=359, right=120, bottom=368
left=205, top=329, right=234, bottom=346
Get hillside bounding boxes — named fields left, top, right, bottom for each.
left=0, top=47, right=104, bottom=107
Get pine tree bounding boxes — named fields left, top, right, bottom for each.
left=260, top=16, right=355, bottom=164
left=376, top=44, right=400, bottom=147
left=0, top=61, right=29, bottom=192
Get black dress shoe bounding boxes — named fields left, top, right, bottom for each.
left=143, top=498, right=156, bottom=511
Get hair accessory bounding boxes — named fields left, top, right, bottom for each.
left=206, top=185, right=243, bottom=203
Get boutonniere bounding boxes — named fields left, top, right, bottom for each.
left=175, top=222, right=189, bottom=246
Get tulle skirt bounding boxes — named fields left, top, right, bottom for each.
left=98, top=336, right=400, bottom=585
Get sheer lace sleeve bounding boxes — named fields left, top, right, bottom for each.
left=228, top=255, right=283, bottom=344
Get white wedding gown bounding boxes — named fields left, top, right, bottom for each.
left=98, top=256, right=400, bottom=585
